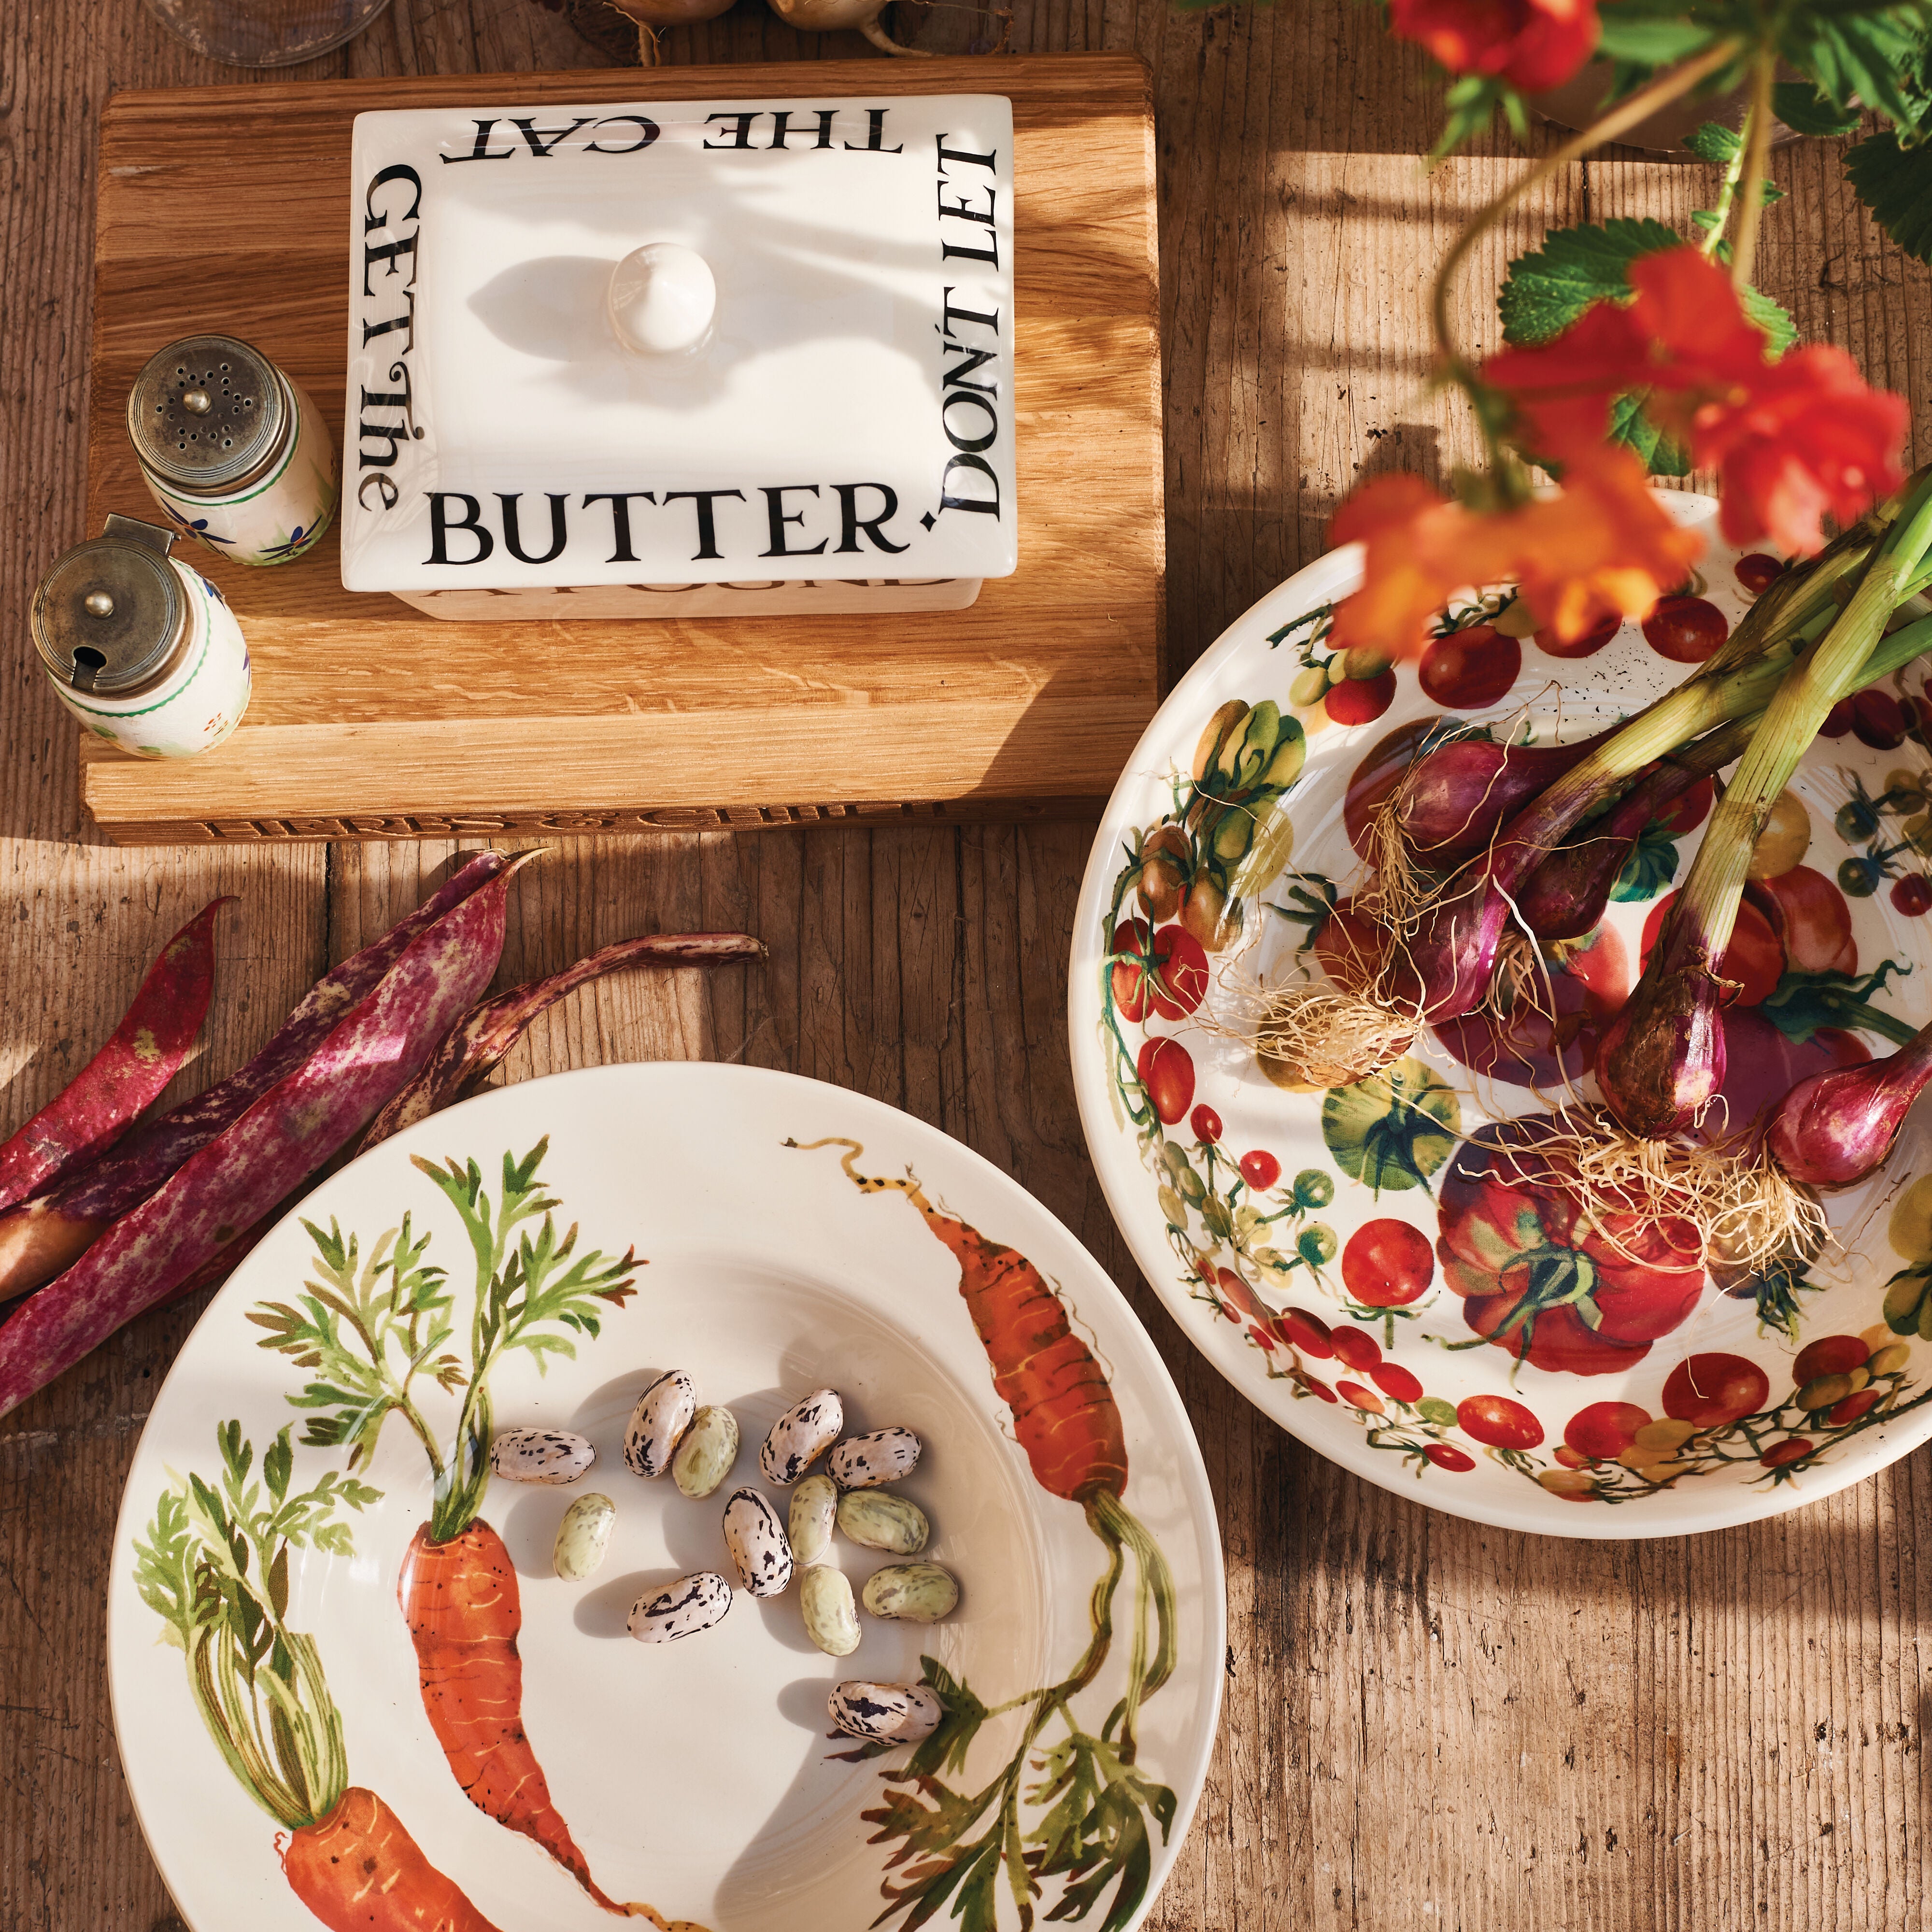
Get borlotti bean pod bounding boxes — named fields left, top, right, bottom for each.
left=341, top=94, right=1018, bottom=621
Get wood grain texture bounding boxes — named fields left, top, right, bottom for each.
left=80, top=54, right=1163, bottom=842
left=4, top=1, right=1932, bottom=1930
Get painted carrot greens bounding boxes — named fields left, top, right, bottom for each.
left=249, top=1137, right=682, bottom=1923
left=790, top=1138, right=1178, bottom=1932
left=131, top=1420, right=507, bottom=1932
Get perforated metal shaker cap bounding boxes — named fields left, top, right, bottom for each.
left=32, top=515, right=186, bottom=696
left=128, top=334, right=288, bottom=494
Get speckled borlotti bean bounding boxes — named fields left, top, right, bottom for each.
left=828, top=1681, right=944, bottom=1743
left=837, top=1490, right=929, bottom=1556
left=861, top=1562, right=959, bottom=1623
left=722, top=1487, right=794, bottom=1597
left=788, top=1473, right=839, bottom=1567
left=799, top=1565, right=861, bottom=1657
left=672, top=1404, right=740, bottom=1500
left=488, top=1426, right=596, bottom=1485
left=628, top=1571, right=732, bottom=1643
left=552, top=1493, right=616, bottom=1581
left=759, top=1388, right=843, bottom=1485
left=827, top=1426, right=922, bottom=1491
left=624, top=1370, right=697, bottom=1478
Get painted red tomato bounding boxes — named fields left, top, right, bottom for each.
left=1828, top=1390, right=1883, bottom=1426
left=1818, top=699, right=1854, bottom=739
left=1326, top=669, right=1397, bottom=726
left=1642, top=595, right=1729, bottom=664
left=1331, top=1327, right=1382, bottom=1372
left=1336, top=1379, right=1385, bottom=1413
left=1564, top=1401, right=1651, bottom=1461
left=1661, top=1353, right=1770, bottom=1428
left=1761, top=1437, right=1813, bottom=1467
left=1754, top=865, right=1855, bottom=975
left=1277, top=1306, right=1335, bottom=1358
left=1424, top=1442, right=1476, bottom=1471
left=1370, top=1361, right=1423, bottom=1404
left=1301, top=1374, right=1339, bottom=1403
left=1344, top=719, right=1443, bottom=858
left=1191, top=1104, right=1223, bottom=1144
left=1709, top=1009, right=1867, bottom=1136
left=1109, top=919, right=1154, bottom=1021
left=1213, top=1266, right=1274, bottom=1329
left=1145, top=923, right=1209, bottom=1019
left=1437, top=1117, right=1708, bottom=1375
left=1735, top=553, right=1784, bottom=594
left=1136, top=1036, right=1194, bottom=1125
left=1563, top=922, right=1631, bottom=1018
left=1456, top=1393, right=1545, bottom=1449
left=1853, top=690, right=1907, bottom=751
left=1536, top=612, right=1620, bottom=660
left=1239, top=1149, right=1282, bottom=1192
left=1655, top=776, right=1713, bottom=839
left=1791, top=1334, right=1869, bottom=1383
left=1341, top=1218, right=1435, bottom=1307
left=1641, top=892, right=1783, bottom=1007
left=1419, top=625, right=1520, bottom=709
left=1893, top=875, right=1932, bottom=918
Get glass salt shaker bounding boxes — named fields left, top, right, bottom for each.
left=127, top=333, right=338, bottom=566
left=31, top=513, right=251, bottom=759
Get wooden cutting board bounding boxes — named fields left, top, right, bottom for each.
left=81, top=54, right=1161, bottom=846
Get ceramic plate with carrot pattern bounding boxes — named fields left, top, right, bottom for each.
left=109, top=1064, right=1223, bottom=1932
left=1071, top=489, right=1932, bottom=1537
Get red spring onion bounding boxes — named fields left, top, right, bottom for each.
left=0, top=897, right=228, bottom=1212
left=1516, top=718, right=1754, bottom=942
left=1766, top=1023, right=1932, bottom=1188
left=1394, top=732, right=1608, bottom=864
left=1599, top=476, right=1932, bottom=1136
left=0, top=852, right=514, bottom=1303
left=0, top=867, right=522, bottom=1422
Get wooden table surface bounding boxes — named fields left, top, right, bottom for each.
left=3, top=3, right=1930, bottom=1929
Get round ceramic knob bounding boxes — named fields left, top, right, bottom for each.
left=608, top=243, right=716, bottom=357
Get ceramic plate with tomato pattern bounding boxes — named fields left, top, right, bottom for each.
left=1071, top=490, right=1932, bottom=1536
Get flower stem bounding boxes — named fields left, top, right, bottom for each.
left=1729, top=50, right=1776, bottom=293
left=1429, top=37, right=1746, bottom=372
left=1699, top=114, right=1751, bottom=261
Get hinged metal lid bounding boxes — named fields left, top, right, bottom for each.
left=128, top=334, right=287, bottom=493
left=31, top=515, right=185, bottom=695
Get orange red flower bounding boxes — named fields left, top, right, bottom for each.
left=1328, top=447, right=1702, bottom=659
left=1388, top=0, right=1600, bottom=93
left=1479, top=246, right=1908, bottom=556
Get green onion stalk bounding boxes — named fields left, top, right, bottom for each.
left=1597, top=473, right=1932, bottom=1136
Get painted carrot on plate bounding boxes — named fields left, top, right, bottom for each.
left=0, top=852, right=515, bottom=1303
left=130, top=1421, right=505, bottom=1932
left=0, top=866, right=520, bottom=1421
left=789, top=1137, right=1181, bottom=1931
left=253, top=1139, right=695, bottom=1924
left=0, top=896, right=227, bottom=1213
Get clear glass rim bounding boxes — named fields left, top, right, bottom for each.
left=141, top=0, right=397, bottom=69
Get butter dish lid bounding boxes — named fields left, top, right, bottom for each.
left=341, top=94, right=1018, bottom=595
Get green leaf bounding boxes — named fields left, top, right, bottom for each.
left=1595, top=15, right=1725, bottom=66
left=1609, top=819, right=1683, bottom=901
left=1499, top=217, right=1681, bottom=344
left=1433, top=74, right=1528, bottom=158
left=1738, top=280, right=1799, bottom=354
left=1772, top=80, right=1864, bottom=136
left=1760, top=958, right=1919, bottom=1047
left=1684, top=119, right=1743, bottom=166
left=1606, top=390, right=1691, bottom=478
left=1783, top=7, right=1928, bottom=128
left=1847, top=131, right=1932, bottom=263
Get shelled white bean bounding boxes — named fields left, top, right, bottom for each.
left=788, top=1473, right=839, bottom=1567
left=837, top=1490, right=929, bottom=1555
left=800, top=1566, right=861, bottom=1657
left=722, top=1487, right=794, bottom=1597
left=672, top=1404, right=740, bottom=1499
left=862, top=1563, right=959, bottom=1623
left=828, top=1426, right=922, bottom=1491
left=628, top=1572, right=733, bottom=1643
left=553, top=1493, right=616, bottom=1581
left=625, top=1370, right=697, bottom=1478
left=828, top=1681, right=944, bottom=1743
left=760, top=1389, right=843, bottom=1485
left=489, top=1427, right=595, bottom=1485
